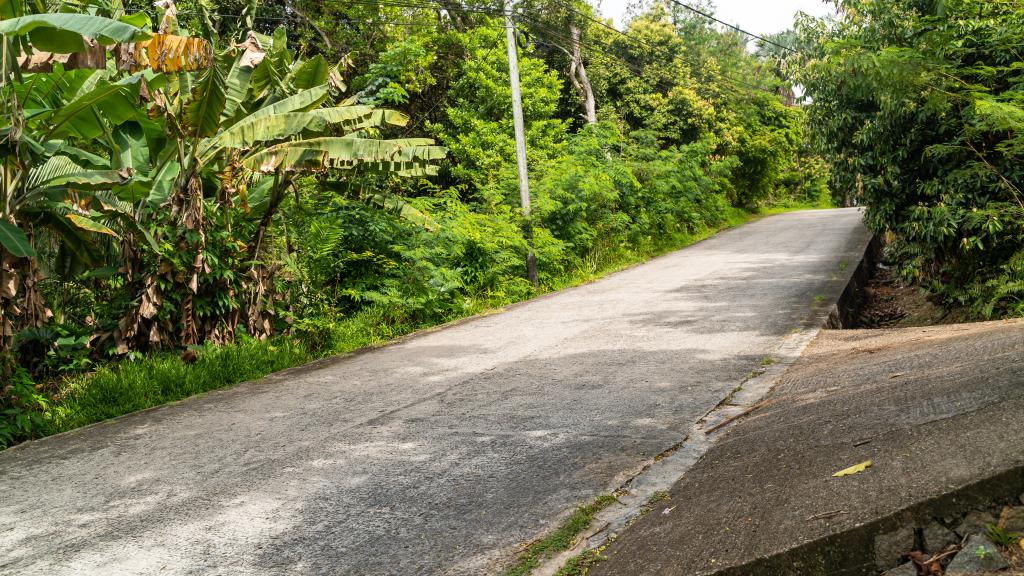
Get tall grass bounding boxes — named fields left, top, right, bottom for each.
left=47, top=337, right=309, bottom=434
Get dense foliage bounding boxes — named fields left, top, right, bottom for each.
left=0, top=0, right=824, bottom=447
left=797, top=0, right=1024, bottom=318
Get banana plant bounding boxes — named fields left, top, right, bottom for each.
left=111, top=25, right=447, bottom=347
left=0, top=8, right=153, bottom=257
left=0, top=12, right=149, bottom=61
left=0, top=0, right=210, bottom=353
left=0, top=0, right=447, bottom=353
left=0, top=59, right=158, bottom=347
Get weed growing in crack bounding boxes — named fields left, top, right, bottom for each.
left=504, top=495, right=619, bottom=576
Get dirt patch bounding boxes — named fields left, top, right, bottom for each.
left=851, top=265, right=947, bottom=328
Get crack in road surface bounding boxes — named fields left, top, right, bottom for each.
left=0, top=208, right=871, bottom=576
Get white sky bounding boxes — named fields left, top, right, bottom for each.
left=597, top=0, right=837, bottom=35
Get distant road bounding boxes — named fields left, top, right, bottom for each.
left=0, top=208, right=870, bottom=576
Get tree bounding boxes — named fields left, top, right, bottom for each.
left=0, top=9, right=154, bottom=353
left=797, top=0, right=1024, bottom=317
left=0, top=4, right=447, bottom=359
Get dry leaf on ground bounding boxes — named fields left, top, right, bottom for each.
left=832, top=460, right=872, bottom=477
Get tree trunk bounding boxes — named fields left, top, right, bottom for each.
left=244, top=177, right=288, bottom=339
left=569, top=24, right=597, bottom=125
left=0, top=250, right=18, bottom=354
left=179, top=176, right=206, bottom=347
left=247, top=179, right=287, bottom=260
left=436, top=0, right=468, bottom=30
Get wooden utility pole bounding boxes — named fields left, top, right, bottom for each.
left=504, top=0, right=539, bottom=289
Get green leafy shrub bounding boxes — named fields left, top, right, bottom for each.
left=355, top=36, right=436, bottom=105
left=1, top=367, right=48, bottom=449
left=433, top=22, right=568, bottom=205
left=535, top=123, right=638, bottom=264
left=725, top=99, right=802, bottom=208
left=14, top=325, right=94, bottom=377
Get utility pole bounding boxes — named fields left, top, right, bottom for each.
left=504, top=0, right=539, bottom=289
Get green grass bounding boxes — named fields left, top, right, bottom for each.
left=543, top=206, right=754, bottom=293
left=22, top=202, right=826, bottom=445
left=504, top=495, right=619, bottom=576
left=555, top=548, right=607, bottom=576
left=758, top=198, right=834, bottom=216
left=647, top=490, right=670, bottom=503
left=47, top=337, right=309, bottom=434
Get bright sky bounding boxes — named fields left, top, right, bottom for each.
left=598, top=0, right=837, bottom=35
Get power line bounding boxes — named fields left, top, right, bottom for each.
left=57, top=0, right=782, bottom=98
left=338, top=0, right=507, bottom=16
left=662, top=0, right=797, bottom=54
left=285, top=0, right=779, bottom=99
left=537, top=0, right=785, bottom=94
left=512, top=0, right=772, bottom=91
left=514, top=0, right=796, bottom=56
left=513, top=6, right=781, bottom=98
left=519, top=15, right=677, bottom=89
left=110, top=0, right=510, bottom=24
left=542, top=0, right=629, bottom=39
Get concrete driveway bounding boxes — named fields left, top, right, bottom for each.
left=0, top=209, right=870, bottom=576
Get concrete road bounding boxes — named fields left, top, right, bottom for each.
left=0, top=209, right=870, bottom=576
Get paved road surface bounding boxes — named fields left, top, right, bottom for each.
left=0, top=209, right=870, bottom=576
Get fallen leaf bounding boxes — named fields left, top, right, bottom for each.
left=832, top=460, right=872, bottom=477
left=1019, top=537, right=1023, bottom=551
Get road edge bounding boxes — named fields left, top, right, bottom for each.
left=519, top=226, right=877, bottom=576
left=2, top=209, right=811, bottom=454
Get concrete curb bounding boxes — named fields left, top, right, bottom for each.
left=827, top=235, right=882, bottom=329
left=710, top=463, right=1024, bottom=576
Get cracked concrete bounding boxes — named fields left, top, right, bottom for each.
left=0, top=208, right=871, bottom=576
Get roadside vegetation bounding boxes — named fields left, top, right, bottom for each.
left=796, top=0, right=1024, bottom=320
left=504, top=494, right=619, bottom=576
left=0, top=0, right=831, bottom=448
